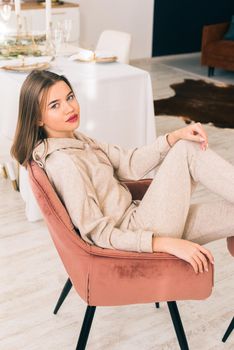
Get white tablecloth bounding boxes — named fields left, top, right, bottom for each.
left=0, top=57, right=156, bottom=221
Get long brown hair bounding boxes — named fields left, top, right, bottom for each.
left=11, top=70, right=74, bottom=168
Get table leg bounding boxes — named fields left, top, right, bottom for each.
left=0, top=163, right=8, bottom=179
left=5, top=161, right=19, bottom=191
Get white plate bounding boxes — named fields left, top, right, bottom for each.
left=0, top=56, right=53, bottom=68
left=0, top=56, right=53, bottom=70
left=1, top=61, right=50, bottom=72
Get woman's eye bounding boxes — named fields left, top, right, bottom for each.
left=51, top=103, right=59, bottom=109
left=67, top=94, right=74, bottom=101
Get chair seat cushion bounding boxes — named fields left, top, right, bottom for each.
left=227, top=237, right=234, bottom=257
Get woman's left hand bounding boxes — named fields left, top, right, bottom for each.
left=167, top=123, right=208, bottom=151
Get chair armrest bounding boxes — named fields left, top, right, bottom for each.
left=123, top=179, right=152, bottom=200
left=88, top=243, right=214, bottom=305
left=201, top=22, right=229, bottom=50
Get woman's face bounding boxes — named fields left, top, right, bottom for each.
left=39, top=80, right=80, bottom=138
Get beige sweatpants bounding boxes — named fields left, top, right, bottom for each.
left=130, top=140, right=234, bottom=245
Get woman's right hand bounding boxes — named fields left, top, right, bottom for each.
left=152, top=237, right=214, bottom=274
left=167, top=122, right=209, bottom=150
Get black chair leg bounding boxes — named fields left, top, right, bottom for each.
left=167, top=301, right=189, bottom=350
left=222, top=317, right=234, bottom=342
left=53, top=278, right=73, bottom=314
left=76, top=306, right=96, bottom=350
left=208, top=66, right=215, bottom=77
left=155, top=302, right=160, bottom=309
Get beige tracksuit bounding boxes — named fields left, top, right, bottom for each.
left=33, top=131, right=234, bottom=252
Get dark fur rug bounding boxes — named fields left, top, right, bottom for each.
left=154, top=79, right=234, bottom=128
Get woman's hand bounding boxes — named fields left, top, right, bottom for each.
left=167, top=123, right=208, bottom=151
left=152, top=236, right=214, bottom=274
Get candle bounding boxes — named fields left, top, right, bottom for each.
left=14, top=0, right=21, bottom=17
left=46, top=0, right=52, bottom=39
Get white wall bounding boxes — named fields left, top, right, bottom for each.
left=78, top=0, right=154, bottom=59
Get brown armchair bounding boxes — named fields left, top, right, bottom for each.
left=201, top=22, right=234, bottom=76
left=28, top=161, right=213, bottom=350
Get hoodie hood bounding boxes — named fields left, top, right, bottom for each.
left=32, top=131, right=97, bottom=167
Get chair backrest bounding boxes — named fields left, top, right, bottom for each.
left=28, top=161, right=92, bottom=302
left=96, top=30, right=131, bottom=64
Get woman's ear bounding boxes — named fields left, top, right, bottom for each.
left=38, top=120, right=44, bottom=126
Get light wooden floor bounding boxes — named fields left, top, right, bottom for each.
left=1, top=55, right=234, bottom=349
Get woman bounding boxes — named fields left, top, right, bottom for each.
left=11, top=70, right=234, bottom=274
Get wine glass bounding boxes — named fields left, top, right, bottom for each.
left=63, top=19, right=72, bottom=45
left=52, top=27, right=64, bottom=56
left=0, top=4, right=12, bottom=21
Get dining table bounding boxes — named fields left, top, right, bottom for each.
left=0, top=55, right=156, bottom=221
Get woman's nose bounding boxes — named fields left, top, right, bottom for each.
left=63, top=100, right=74, bottom=113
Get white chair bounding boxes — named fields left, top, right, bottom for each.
left=96, top=30, right=131, bottom=64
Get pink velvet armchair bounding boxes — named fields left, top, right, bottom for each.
left=28, top=161, right=214, bottom=350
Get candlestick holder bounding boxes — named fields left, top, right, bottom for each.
left=16, top=13, right=23, bottom=36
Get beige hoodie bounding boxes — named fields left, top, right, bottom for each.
left=33, top=131, right=170, bottom=253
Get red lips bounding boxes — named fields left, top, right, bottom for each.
left=66, top=114, right=79, bottom=123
